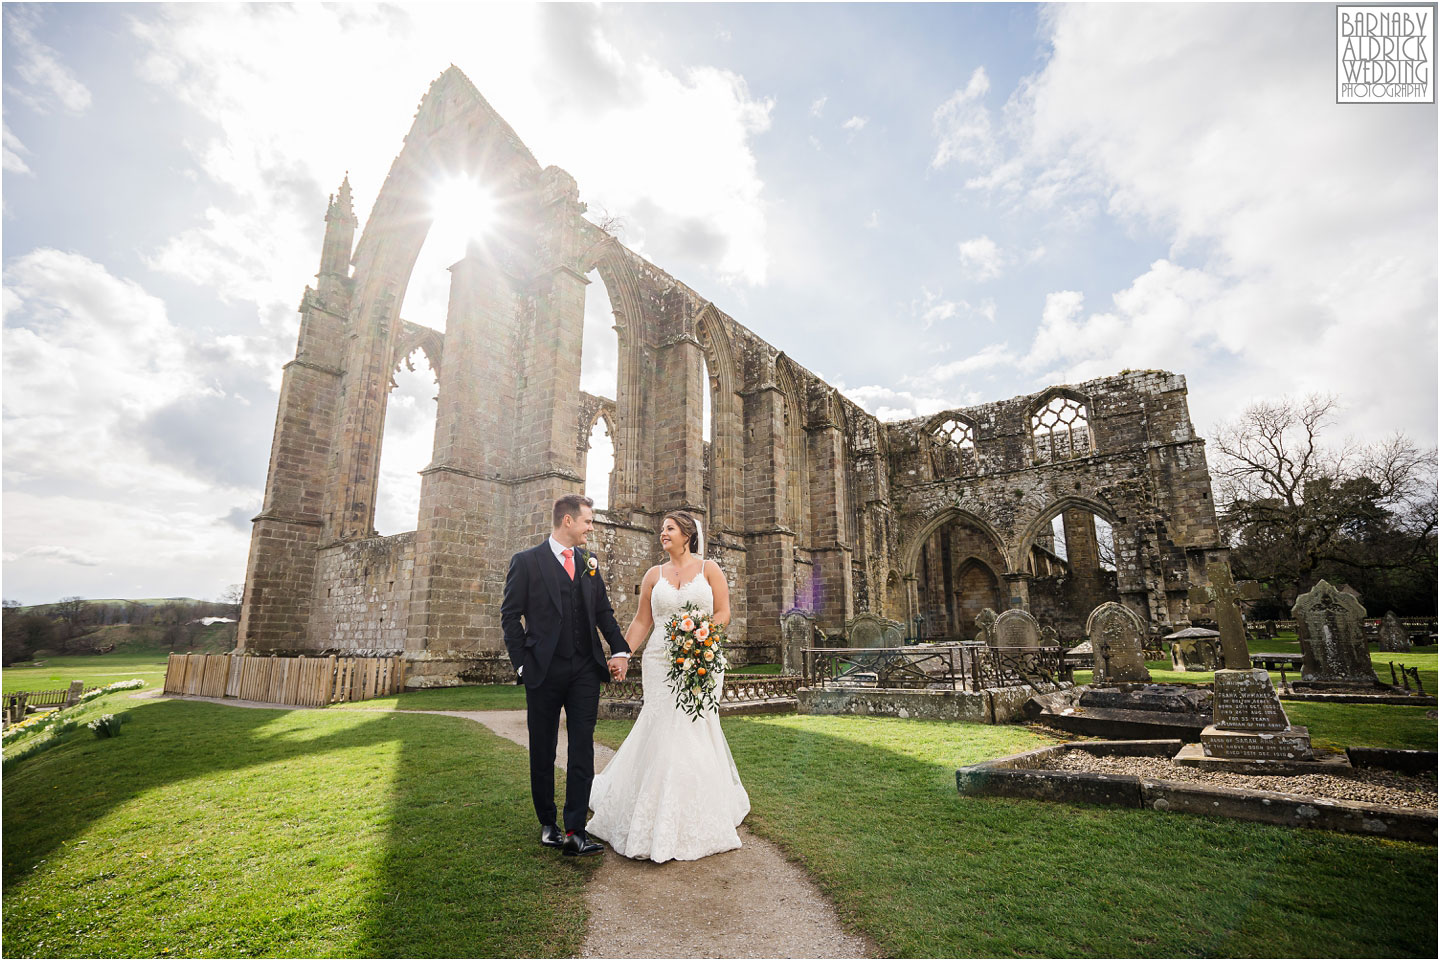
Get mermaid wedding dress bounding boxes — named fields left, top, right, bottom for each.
left=586, top=571, right=750, bottom=862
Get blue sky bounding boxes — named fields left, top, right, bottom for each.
left=3, top=2, right=1436, bottom=605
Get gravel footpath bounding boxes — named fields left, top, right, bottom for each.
left=1051, top=751, right=1437, bottom=808
left=470, top=710, right=877, bottom=959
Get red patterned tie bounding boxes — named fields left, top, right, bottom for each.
left=562, top=548, right=575, bottom=580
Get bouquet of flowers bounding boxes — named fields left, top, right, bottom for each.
left=664, top=602, right=730, bottom=720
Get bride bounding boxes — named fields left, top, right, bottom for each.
left=586, top=510, right=750, bottom=862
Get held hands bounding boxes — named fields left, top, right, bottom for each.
left=607, top=655, right=629, bottom=681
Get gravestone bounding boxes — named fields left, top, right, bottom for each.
left=1188, top=561, right=1261, bottom=670
left=1165, top=626, right=1222, bottom=672
left=1378, top=611, right=1412, bottom=653
left=1040, top=625, right=1059, bottom=647
left=974, top=608, right=998, bottom=646
left=1293, top=579, right=1380, bottom=688
left=846, top=613, right=902, bottom=649
left=993, top=609, right=1041, bottom=649
left=1086, top=602, right=1151, bottom=683
left=780, top=609, right=816, bottom=674
left=1183, top=668, right=1312, bottom=769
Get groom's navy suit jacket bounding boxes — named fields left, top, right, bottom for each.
left=500, top=540, right=630, bottom=689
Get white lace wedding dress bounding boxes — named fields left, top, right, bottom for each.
left=586, top=571, right=750, bottom=862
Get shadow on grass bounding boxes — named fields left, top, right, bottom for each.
left=594, top=713, right=1438, bottom=959
left=2, top=696, right=593, bottom=957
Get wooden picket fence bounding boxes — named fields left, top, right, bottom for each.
left=162, top=654, right=405, bottom=707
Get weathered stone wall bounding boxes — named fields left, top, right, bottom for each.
left=311, top=533, right=415, bottom=652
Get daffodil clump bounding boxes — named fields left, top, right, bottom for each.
left=663, top=601, right=730, bottom=720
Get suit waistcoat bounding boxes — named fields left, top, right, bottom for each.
left=555, top=562, right=588, bottom=661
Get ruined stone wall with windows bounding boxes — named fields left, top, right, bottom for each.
left=238, top=70, right=1226, bottom=686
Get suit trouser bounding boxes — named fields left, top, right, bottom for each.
left=525, top=651, right=604, bottom=833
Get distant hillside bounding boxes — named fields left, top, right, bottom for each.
left=18, top=598, right=205, bottom=614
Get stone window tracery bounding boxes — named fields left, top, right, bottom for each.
left=1031, top=394, right=1093, bottom=463
left=930, top=417, right=979, bottom=476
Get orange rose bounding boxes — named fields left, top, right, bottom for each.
left=697, top=667, right=706, bottom=675
left=704, top=639, right=713, bottom=647
left=675, top=657, right=684, bottom=664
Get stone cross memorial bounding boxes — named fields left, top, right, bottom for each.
left=1292, top=579, right=1380, bottom=689
left=1086, top=601, right=1151, bottom=683
left=1378, top=611, right=1413, bottom=653
left=993, top=609, right=1041, bottom=649
left=974, top=608, right=998, bottom=647
left=1188, top=561, right=1262, bottom=670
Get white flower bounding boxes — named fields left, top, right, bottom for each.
left=683, top=658, right=694, bottom=670
left=587, top=556, right=598, bottom=570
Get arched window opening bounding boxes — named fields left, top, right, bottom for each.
left=580, top=269, right=618, bottom=509
left=584, top=417, right=614, bottom=510
left=374, top=348, right=438, bottom=536
left=914, top=514, right=1006, bottom=640
left=400, top=176, right=499, bottom=333
left=1031, top=394, right=1092, bottom=463
left=701, top=354, right=713, bottom=510
left=931, top=417, right=979, bottom=475
left=1094, top=516, right=1117, bottom=572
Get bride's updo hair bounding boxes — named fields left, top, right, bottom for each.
left=662, top=510, right=701, bottom=554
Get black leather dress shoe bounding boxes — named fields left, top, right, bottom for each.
left=562, top=831, right=603, bottom=856
left=540, top=824, right=565, bottom=848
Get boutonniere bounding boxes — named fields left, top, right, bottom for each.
left=586, top=555, right=599, bottom=576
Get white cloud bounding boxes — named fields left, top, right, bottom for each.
left=842, top=115, right=868, bottom=133
left=3, top=6, right=93, bottom=114
left=133, top=3, right=775, bottom=300
left=3, top=124, right=32, bottom=174
left=2, top=545, right=102, bottom=567
left=2, top=249, right=221, bottom=492
left=916, top=287, right=996, bottom=331
left=931, top=67, right=994, bottom=169
left=810, top=95, right=828, bottom=117
left=864, top=210, right=879, bottom=230
left=835, top=383, right=966, bottom=422
left=915, top=343, right=1017, bottom=383
left=958, top=235, right=1004, bottom=281
left=980, top=5, right=1435, bottom=441
left=809, top=135, right=823, bottom=152
left=1, top=252, right=261, bottom=602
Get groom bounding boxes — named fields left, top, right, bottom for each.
left=501, top=494, right=631, bottom=856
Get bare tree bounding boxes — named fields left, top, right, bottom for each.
left=1211, top=394, right=1437, bottom=611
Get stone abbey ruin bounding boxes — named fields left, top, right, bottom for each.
left=238, top=68, right=1228, bottom=686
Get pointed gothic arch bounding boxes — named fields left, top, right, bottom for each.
left=695, top=304, right=741, bottom=533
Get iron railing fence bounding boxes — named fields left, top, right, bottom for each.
left=802, top=644, right=1067, bottom=693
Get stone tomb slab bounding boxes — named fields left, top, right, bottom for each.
left=1192, top=727, right=1315, bottom=766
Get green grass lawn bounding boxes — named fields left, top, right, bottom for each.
left=3, top=694, right=595, bottom=958
left=1076, top=646, right=1438, bottom=693
left=3, top=649, right=172, bottom=696
left=1283, top=701, right=1437, bottom=752
left=596, top=714, right=1437, bottom=958
left=330, top=684, right=529, bottom=712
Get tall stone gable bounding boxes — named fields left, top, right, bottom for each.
left=239, top=69, right=1227, bottom=685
